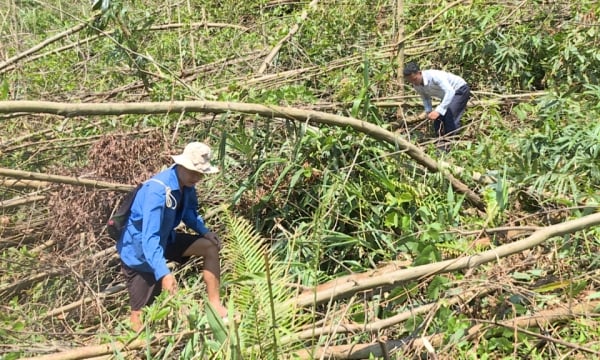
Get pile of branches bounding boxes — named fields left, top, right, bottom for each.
left=46, top=131, right=173, bottom=251
left=1, top=131, right=174, bottom=330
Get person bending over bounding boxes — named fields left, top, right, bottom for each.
left=116, top=141, right=227, bottom=331
left=403, top=61, right=471, bottom=142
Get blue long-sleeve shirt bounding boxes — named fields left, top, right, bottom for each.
left=412, top=69, right=467, bottom=116
left=116, top=165, right=210, bottom=280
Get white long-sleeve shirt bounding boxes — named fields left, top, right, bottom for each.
left=412, top=70, right=467, bottom=116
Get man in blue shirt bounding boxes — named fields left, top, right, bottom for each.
left=116, top=141, right=227, bottom=331
left=403, top=61, right=471, bottom=142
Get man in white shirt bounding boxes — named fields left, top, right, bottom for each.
left=403, top=61, right=471, bottom=141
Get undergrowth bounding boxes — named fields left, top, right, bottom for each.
left=1, top=0, right=600, bottom=359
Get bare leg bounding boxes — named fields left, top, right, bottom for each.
left=130, top=310, right=142, bottom=332
left=183, top=237, right=228, bottom=318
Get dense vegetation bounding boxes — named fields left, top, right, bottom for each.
left=1, top=0, right=600, bottom=359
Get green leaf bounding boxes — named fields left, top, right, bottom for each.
left=384, top=212, right=399, bottom=228
left=206, top=302, right=228, bottom=345
left=0, top=79, right=8, bottom=100
left=414, top=244, right=440, bottom=265
left=152, top=308, right=170, bottom=321
left=511, top=271, right=531, bottom=281
left=427, top=275, right=450, bottom=300
left=569, top=280, right=588, bottom=297
left=11, top=321, right=24, bottom=331
left=350, top=97, right=363, bottom=118
left=587, top=291, right=600, bottom=300
left=533, top=281, right=571, bottom=293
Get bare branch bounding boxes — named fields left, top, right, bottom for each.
left=0, top=194, right=46, bottom=209
left=0, top=178, right=50, bottom=188
left=0, top=167, right=134, bottom=192
left=293, top=212, right=600, bottom=307
left=0, top=13, right=101, bottom=72
left=257, top=0, right=319, bottom=74
left=0, top=100, right=485, bottom=209
left=40, top=284, right=126, bottom=320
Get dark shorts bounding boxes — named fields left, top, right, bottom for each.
left=121, top=233, right=201, bottom=311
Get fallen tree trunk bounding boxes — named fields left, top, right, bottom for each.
left=19, top=338, right=151, bottom=360
left=0, top=178, right=50, bottom=188
left=0, top=168, right=134, bottom=192
left=296, top=299, right=600, bottom=359
left=0, top=100, right=485, bottom=209
left=293, top=212, right=600, bottom=307
left=19, top=212, right=600, bottom=359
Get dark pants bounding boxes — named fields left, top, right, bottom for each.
left=121, top=233, right=200, bottom=311
left=433, top=84, right=471, bottom=137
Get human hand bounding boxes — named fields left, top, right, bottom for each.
left=427, top=111, right=440, bottom=121
left=161, top=273, right=177, bottom=295
left=204, top=231, right=222, bottom=251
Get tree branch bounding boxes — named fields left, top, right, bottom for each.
left=0, top=100, right=485, bottom=209
left=0, top=13, right=101, bottom=72
left=0, top=194, right=46, bottom=209
left=293, top=212, right=600, bottom=307
left=0, top=167, right=134, bottom=192
left=257, top=0, right=319, bottom=74
left=295, top=299, right=600, bottom=359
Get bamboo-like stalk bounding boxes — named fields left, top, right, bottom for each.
left=0, top=167, right=134, bottom=192
left=40, top=284, right=126, bottom=320
left=293, top=212, right=600, bottom=307
left=0, top=100, right=486, bottom=209
left=294, top=299, right=600, bottom=359
left=311, top=91, right=547, bottom=116
left=257, top=0, right=319, bottom=74
left=0, top=178, right=50, bottom=188
left=0, top=13, right=102, bottom=73
left=285, top=287, right=491, bottom=349
left=17, top=211, right=600, bottom=359
left=23, top=287, right=600, bottom=359
left=0, top=194, right=46, bottom=209
left=0, top=248, right=119, bottom=299
left=18, top=338, right=151, bottom=360
left=0, top=22, right=249, bottom=74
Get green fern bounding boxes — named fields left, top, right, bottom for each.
left=221, top=211, right=302, bottom=358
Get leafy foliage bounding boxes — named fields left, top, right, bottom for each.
left=2, top=0, right=600, bottom=359
left=221, top=211, right=301, bottom=357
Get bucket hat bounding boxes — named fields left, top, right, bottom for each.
left=171, top=142, right=219, bottom=174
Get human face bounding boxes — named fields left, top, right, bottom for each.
left=177, top=166, right=204, bottom=188
left=405, top=71, right=423, bottom=86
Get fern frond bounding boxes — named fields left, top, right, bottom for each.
left=222, top=210, right=302, bottom=357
